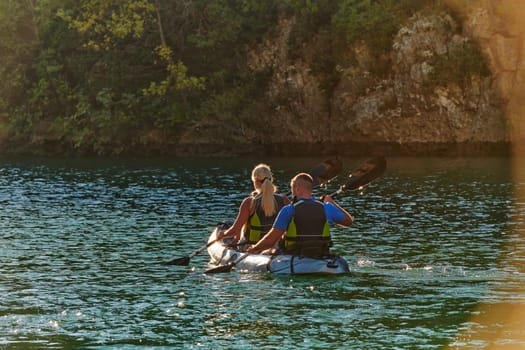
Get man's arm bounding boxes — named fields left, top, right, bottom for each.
left=246, top=227, right=285, bottom=254
left=323, top=195, right=354, bottom=227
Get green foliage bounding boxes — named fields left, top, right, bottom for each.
left=143, top=46, right=206, bottom=96
left=57, top=0, right=155, bottom=50
left=331, top=0, right=428, bottom=53
left=0, top=0, right=490, bottom=155
left=187, top=2, right=243, bottom=48
left=0, top=0, right=38, bottom=111
left=426, top=39, right=491, bottom=88
left=285, top=0, right=339, bottom=51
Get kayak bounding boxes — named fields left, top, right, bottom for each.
left=207, top=223, right=350, bottom=275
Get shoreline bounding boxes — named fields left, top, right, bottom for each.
left=0, top=141, right=512, bottom=158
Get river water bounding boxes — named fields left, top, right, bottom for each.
left=0, top=156, right=521, bottom=349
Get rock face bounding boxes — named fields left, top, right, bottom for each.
left=252, top=13, right=508, bottom=148
left=179, top=0, right=512, bottom=154
left=353, top=12, right=505, bottom=144
left=246, top=9, right=508, bottom=151
left=445, top=0, right=525, bottom=147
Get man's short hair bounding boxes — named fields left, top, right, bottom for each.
left=291, top=172, right=314, bottom=190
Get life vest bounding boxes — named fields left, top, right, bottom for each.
left=243, top=194, right=285, bottom=243
left=283, top=199, right=332, bottom=258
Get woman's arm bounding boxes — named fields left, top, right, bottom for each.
left=218, top=197, right=253, bottom=240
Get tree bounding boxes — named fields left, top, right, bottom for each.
left=58, top=0, right=205, bottom=97
left=0, top=0, right=39, bottom=116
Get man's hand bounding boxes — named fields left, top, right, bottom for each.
left=322, top=194, right=334, bottom=204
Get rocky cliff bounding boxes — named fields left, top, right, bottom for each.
left=236, top=7, right=508, bottom=156
left=445, top=0, right=525, bottom=153
left=164, top=1, right=525, bottom=157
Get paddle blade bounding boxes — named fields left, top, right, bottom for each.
left=162, top=256, right=190, bottom=266
left=204, top=263, right=235, bottom=274
left=342, top=156, right=386, bottom=191
left=309, top=157, right=343, bottom=186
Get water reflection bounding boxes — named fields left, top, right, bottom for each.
left=0, top=156, right=517, bottom=348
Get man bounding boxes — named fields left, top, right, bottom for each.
left=246, top=172, right=353, bottom=258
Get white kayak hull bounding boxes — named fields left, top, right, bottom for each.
left=207, top=224, right=350, bottom=275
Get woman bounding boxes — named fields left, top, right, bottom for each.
left=219, top=163, right=290, bottom=244
left=247, top=172, right=354, bottom=257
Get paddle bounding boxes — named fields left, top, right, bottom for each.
left=327, top=156, right=386, bottom=197
left=162, top=224, right=228, bottom=266
left=286, top=157, right=342, bottom=196
left=162, top=241, right=213, bottom=266
left=309, top=157, right=343, bottom=187
left=162, top=157, right=342, bottom=266
left=204, top=253, right=250, bottom=274
left=204, top=156, right=386, bottom=274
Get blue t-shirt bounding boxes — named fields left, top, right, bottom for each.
left=273, top=196, right=345, bottom=230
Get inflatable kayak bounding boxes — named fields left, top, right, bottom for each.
left=207, top=223, right=350, bottom=275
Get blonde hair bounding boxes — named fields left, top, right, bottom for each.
left=251, top=163, right=278, bottom=217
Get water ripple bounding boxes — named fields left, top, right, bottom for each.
left=0, top=156, right=517, bottom=349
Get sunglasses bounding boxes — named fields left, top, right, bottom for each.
left=254, top=177, right=270, bottom=184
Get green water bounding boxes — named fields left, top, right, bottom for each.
left=0, top=156, right=518, bottom=349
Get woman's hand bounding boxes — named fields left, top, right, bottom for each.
left=216, top=229, right=231, bottom=239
